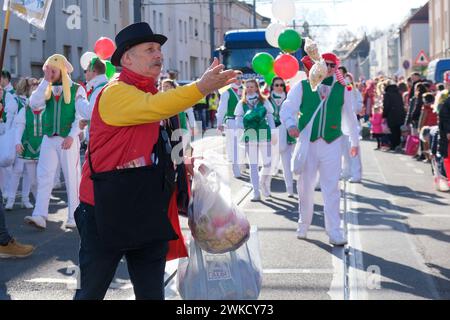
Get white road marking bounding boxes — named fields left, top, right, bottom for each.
left=264, top=268, right=335, bottom=274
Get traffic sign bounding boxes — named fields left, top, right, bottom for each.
left=403, top=60, right=410, bottom=70
left=414, top=50, right=430, bottom=66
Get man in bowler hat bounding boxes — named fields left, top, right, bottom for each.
left=74, top=22, right=237, bottom=300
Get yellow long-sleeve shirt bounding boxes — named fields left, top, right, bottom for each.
left=98, top=80, right=203, bottom=126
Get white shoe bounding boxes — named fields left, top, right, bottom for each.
left=65, top=219, right=77, bottom=229
left=24, top=215, right=47, bottom=230
left=251, top=191, right=261, bottom=202
left=5, top=198, right=14, bottom=211
left=260, top=176, right=271, bottom=198
left=329, top=231, right=347, bottom=246
left=349, top=178, right=362, bottom=184
left=21, top=200, right=34, bottom=209
left=287, top=187, right=295, bottom=198
left=297, top=225, right=308, bottom=240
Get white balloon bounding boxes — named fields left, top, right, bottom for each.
left=80, top=51, right=97, bottom=70
left=289, top=71, right=307, bottom=87
left=265, top=22, right=286, bottom=48
left=272, top=0, right=296, bottom=24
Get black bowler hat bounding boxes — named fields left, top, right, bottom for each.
left=111, top=22, right=167, bottom=67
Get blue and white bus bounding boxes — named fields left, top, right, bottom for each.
left=215, top=29, right=304, bottom=78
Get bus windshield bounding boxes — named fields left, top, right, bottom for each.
left=223, top=47, right=281, bottom=74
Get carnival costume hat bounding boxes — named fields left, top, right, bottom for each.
left=111, top=22, right=167, bottom=67
left=43, top=54, right=74, bottom=104
left=301, top=56, right=314, bottom=71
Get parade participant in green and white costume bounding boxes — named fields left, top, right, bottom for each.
left=0, top=70, right=19, bottom=205
left=235, top=79, right=276, bottom=201
left=217, top=71, right=244, bottom=178
left=281, top=53, right=360, bottom=246
left=24, top=54, right=87, bottom=230
left=269, top=77, right=296, bottom=197
left=7, top=78, right=42, bottom=210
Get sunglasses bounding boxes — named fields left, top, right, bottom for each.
left=274, top=83, right=285, bottom=87
left=326, top=63, right=337, bottom=68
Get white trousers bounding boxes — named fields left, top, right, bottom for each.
left=8, top=158, right=37, bottom=202
left=32, top=136, right=81, bottom=220
left=225, top=119, right=245, bottom=177
left=245, top=142, right=271, bottom=193
left=271, top=125, right=294, bottom=193
left=297, top=138, right=343, bottom=236
left=0, top=166, right=13, bottom=199
left=341, top=135, right=362, bottom=180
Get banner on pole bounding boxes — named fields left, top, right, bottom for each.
left=3, top=0, right=53, bottom=30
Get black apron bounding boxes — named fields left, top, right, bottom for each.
left=88, top=126, right=178, bottom=251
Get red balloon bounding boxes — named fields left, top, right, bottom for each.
left=94, top=37, right=116, bottom=60
left=274, top=54, right=299, bottom=80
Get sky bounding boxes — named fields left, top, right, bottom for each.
left=252, top=0, right=429, bottom=50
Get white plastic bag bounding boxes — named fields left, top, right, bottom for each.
left=0, top=127, right=15, bottom=167
left=189, top=161, right=250, bottom=254
left=177, top=226, right=263, bottom=300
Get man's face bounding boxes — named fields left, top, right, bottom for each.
left=47, top=66, right=62, bottom=83
left=412, top=75, right=420, bottom=83
left=0, top=77, right=9, bottom=88
left=325, top=60, right=337, bottom=77
left=85, top=69, right=95, bottom=82
left=126, top=42, right=163, bottom=78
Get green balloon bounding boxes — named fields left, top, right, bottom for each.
left=278, top=29, right=303, bottom=54
left=252, top=53, right=274, bottom=75
left=105, top=61, right=116, bottom=79
left=264, top=72, right=276, bottom=85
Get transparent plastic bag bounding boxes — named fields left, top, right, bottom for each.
left=177, top=227, right=263, bottom=300
left=189, top=161, right=250, bottom=254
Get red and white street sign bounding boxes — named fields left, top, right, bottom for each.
left=414, top=50, right=430, bottom=66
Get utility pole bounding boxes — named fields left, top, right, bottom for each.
left=253, top=0, right=257, bottom=28
left=209, top=0, right=215, bottom=62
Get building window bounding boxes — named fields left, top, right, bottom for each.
left=64, top=45, right=72, bottom=63
left=184, top=21, right=187, bottom=43
left=42, top=40, right=46, bottom=60
left=159, top=13, right=163, bottom=33
left=152, top=10, right=157, bottom=31
left=179, top=20, right=183, bottom=42
left=194, top=19, right=198, bottom=39
left=179, top=61, right=183, bottom=79
left=9, top=39, right=20, bottom=78
left=102, top=0, right=110, bottom=21
left=203, top=22, right=207, bottom=41
left=189, top=17, right=193, bottom=38
left=93, top=0, right=99, bottom=19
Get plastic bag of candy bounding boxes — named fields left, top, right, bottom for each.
left=189, top=160, right=250, bottom=254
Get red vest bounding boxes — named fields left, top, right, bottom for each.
left=79, top=83, right=188, bottom=261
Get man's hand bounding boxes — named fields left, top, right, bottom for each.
left=196, top=58, right=239, bottom=96
left=218, top=124, right=225, bottom=133
left=447, top=133, right=450, bottom=140
left=350, top=146, right=359, bottom=158
left=288, top=126, right=300, bottom=138
left=61, top=136, right=74, bottom=150
left=16, top=144, right=24, bottom=155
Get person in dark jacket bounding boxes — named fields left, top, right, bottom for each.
left=411, top=83, right=428, bottom=128
left=383, top=82, right=406, bottom=151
